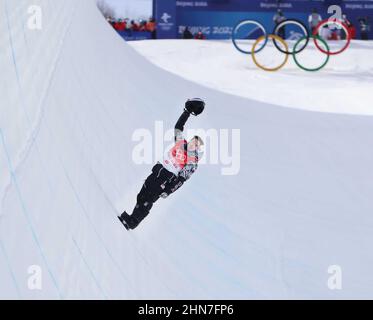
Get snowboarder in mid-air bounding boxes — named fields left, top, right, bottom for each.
left=118, top=98, right=206, bottom=230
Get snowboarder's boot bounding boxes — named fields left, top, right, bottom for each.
left=118, top=211, right=139, bottom=230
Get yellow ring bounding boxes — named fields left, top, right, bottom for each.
left=251, top=34, right=289, bottom=72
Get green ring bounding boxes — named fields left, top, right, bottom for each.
left=292, top=35, right=330, bottom=72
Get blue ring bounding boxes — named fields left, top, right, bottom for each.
left=232, top=19, right=268, bottom=55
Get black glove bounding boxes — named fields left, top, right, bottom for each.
left=185, top=98, right=205, bottom=116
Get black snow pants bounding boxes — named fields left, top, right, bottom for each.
left=130, top=163, right=175, bottom=228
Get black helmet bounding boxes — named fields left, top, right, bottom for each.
left=185, top=98, right=205, bottom=116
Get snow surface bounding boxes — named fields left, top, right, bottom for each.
left=130, top=39, right=373, bottom=115
left=1, top=0, right=373, bottom=299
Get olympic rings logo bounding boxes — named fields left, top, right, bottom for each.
left=232, top=18, right=352, bottom=72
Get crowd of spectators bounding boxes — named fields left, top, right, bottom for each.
left=273, top=8, right=370, bottom=41
left=104, top=9, right=370, bottom=42
left=107, top=17, right=156, bottom=36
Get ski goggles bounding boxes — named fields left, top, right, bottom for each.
left=232, top=18, right=352, bottom=72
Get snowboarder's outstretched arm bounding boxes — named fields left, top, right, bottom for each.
left=174, top=111, right=191, bottom=142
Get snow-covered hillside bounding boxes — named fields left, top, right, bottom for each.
left=1, top=0, right=373, bottom=299
left=130, top=40, right=373, bottom=115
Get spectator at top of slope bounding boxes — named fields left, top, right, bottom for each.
left=273, top=9, right=286, bottom=25
left=358, top=17, right=370, bottom=40
left=342, top=14, right=356, bottom=39
left=195, top=30, right=206, bottom=40
left=130, top=20, right=140, bottom=31
left=107, top=17, right=115, bottom=28
left=138, top=20, right=147, bottom=31
left=114, top=19, right=126, bottom=31
left=183, top=27, right=193, bottom=39
left=273, top=9, right=286, bottom=39
left=308, top=8, right=322, bottom=34
left=146, top=18, right=156, bottom=32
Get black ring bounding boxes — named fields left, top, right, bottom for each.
left=272, top=19, right=310, bottom=55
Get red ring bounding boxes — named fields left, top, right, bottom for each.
left=313, top=19, right=351, bottom=55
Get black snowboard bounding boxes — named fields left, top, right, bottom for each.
left=118, top=215, right=130, bottom=231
